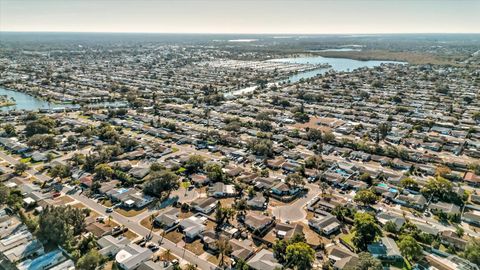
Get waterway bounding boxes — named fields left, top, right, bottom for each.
left=1, top=55, right=404, bottom=108
left=227, top=55, right=404, bottom=96
left=0, top=87, right=126, bottom=112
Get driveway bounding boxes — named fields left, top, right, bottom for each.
left=69, top=193, right=217, bottom=270
left=172, top=187, right=199, bottom=203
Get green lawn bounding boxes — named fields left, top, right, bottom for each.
left=20, top=157, right=31, bottom=163
left=339, top=232, right=355, bottom=250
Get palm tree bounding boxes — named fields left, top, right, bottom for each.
left=162, top=249, right=172, bottom=261
left=320, top=182, right=328, bottom=197
left=216, top=239, right=232, bottom=268
left=147, top=213, right=156, bottom=240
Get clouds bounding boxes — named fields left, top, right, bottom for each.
left=1, top=0, right=478, bottom=33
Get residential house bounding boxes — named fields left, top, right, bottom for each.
left=244, top=212, right=274, bottom=235
left=328, top=247, right=358, bottom=270
left=2, top=239, right=44, bottom=264
left=246, top=249, right=282, bottom=270
left=424, top=253, right=479, bottom=270
left=367, top=237, right=403, bottom=262
left=208, top=182, right=236, bottom=198
left=178, top=215, right=207, bottom=240
left=463, top=211, right=480, bottom=226
left=154, top=208, right=180, bottom=229
left=190, top=174, right=209, bottom=187
left=247, top=194, right=268, bottom=210
left=440, top=230, right=467, bottom=250
left=115, top=244, right=153, bottom=270
left=430, top=202, right=461, bottom=215
left=229, top=239, right=255, bottom=262
left=191, top=197, right=217, bottom=214
left=376, top=212, right=406, bottom=230
left=393, top=193, right=427, bottom=210
left=274, top=223, right=303, bottom=240
left=98, top=235, right=131, bottom=257
left=464, top=172, right=480, bottom=187
left=308, top=214, right=341, bottom=236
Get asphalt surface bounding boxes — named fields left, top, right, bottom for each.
left=69, top=193, right=217, bottom=270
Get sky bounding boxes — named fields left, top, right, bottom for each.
left=1, top=0, right=479, bottom=34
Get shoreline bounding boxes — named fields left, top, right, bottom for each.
left=0, top=101, right=16, bottom=107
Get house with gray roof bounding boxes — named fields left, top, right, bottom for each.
left=115, top=244, right=153, bottom=270
left=98, top=235, right=131, bottom=257
left=246, top=249, right=281, bottom=270
left=367, top=237, right=403, bottom=262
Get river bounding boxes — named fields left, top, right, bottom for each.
left=1, top=56, right=404, bottom=108
left=226, top=55, right=404, bottom=96
left=0, top=87, right=126, bottom=112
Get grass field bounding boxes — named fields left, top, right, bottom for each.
left=115, top=207, right=147, bottom=217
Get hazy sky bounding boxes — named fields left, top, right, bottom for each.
left=1, top=0, right=479, bottom=34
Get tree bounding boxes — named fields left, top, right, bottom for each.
left=184, top=264, right=198, bottom=270
left=119, top=136, right=139, bottom=151
left=76, top=249, right=104, bottom=270
left=422, top=176, right=459, bottom=203
left=323, top=131, right=335, bottom=143
left=352, top=212, right=381, bottom=251
left=400, top=177, right=418, bottom=190
left=285, top=173, right=305, bottom=188
left=50, top=164, right=71, bottom=180
left=285, top=242, right=315, bottom=270
left=273, top=239, right=288, bottom=262
left=37, top=205, right=86, bottom=246
left=143, top=170, right=179, bottom=199
left=248, top=138, right=273, bottom=157
left=234, top=259, right=249, bottom=270
left=0, top=184, right=9, bottom=204
left=150, top=162, right=165, bottom=172
left=354, top=189, right=378, bottom=206
left=383, top=220, right=398, bottom=233
left=25, top=117, right=55, bottom=137
left=70, top=153, right=86, bottom=166
left=94, top=164, right=113, bottom=181
left=305, top=155, right=323, bottom=169
left=461, top=239, right=480, bottom=265
left=332, top=205, right=356, bottom=222
left=435, top=166, right=452, bottom=178
left=216, top=238, right=232, bottom=267
left=2, top=124, right=16, bottom=137
left=14, top=162, right=29, bottom=175
left=185, top=155, right=205, bottom=174
left=273, top=233, right=307, bottom=263
left=398, top=235, right=422, bottom=262
left=472, top=111, right=480, bottom=122
left=257, top=120, right=273, bottom=132
left=215, top=202, right=235, bottom=228
left=307, top=129, right=322, bottom=142
left=205, top=162, right=225, bottom=183
left=358, top=173, right=372, bottom=185
left=377, top=122, right=391, bottom=139
left=27, top=134, right=57, bottom=149
left=345, top=252, right=382, bottom=270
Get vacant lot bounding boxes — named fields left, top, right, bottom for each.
left=165, top=230, right=184, bottom=244
left=115, top=207, right=147, bottom=217
left=185, top=240, right=205, bottom=256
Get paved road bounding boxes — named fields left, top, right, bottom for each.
left=271, top=182, right=320, bottom=222
left=69, top=193, right=217, bottom=270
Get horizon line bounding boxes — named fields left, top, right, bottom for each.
left=1, top=30, right=480, bottom=35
